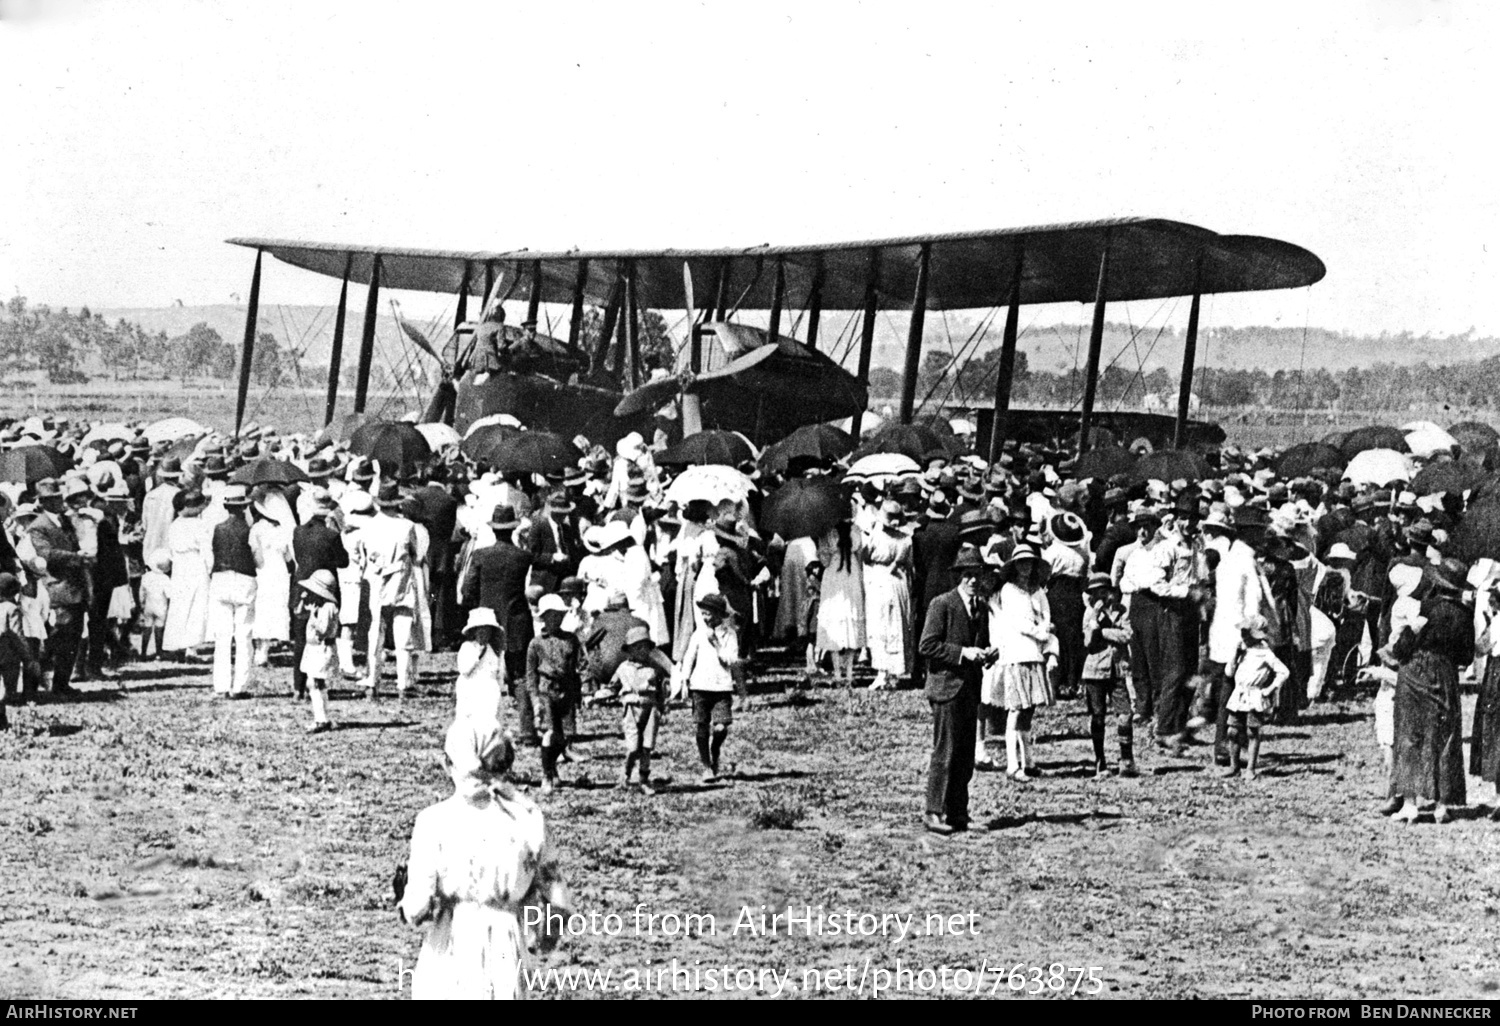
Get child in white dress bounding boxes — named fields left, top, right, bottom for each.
left=455, top=608, right=506, bottom=734
left=1224, top=614, right=1290, bottom=779
left=297, top=570, right=340, bottom=734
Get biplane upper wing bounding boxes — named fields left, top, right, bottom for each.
left=227, top=217, right=1325, bottom=312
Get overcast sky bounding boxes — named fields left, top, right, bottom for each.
left=2, top=0, right=1495, bottom=338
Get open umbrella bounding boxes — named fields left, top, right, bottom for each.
left=657, top=430, right=756, bottom=468
left=464, top=413, right=524, bottom=438
left=476, top=430, right=581, bottom=476
left=1449, top=421, right=1500, bottom=455
left=322, top=412, right=371, bottom=444
left=858, top=423, right=956, bottom=463
left=845, top=452, right=921, bottom=486
left=0, top=445, right=71, bottom=484
left=664, top=464, right=754, bottom=506
left=1343, top=448, right=1414, bottom=487
left=1405, top=425, right=1459, bottom=458
left=1275, top=442, right=1347, bottom=479
left=759, top=477, right=850, bottom=540
left=230, top=458, right=310, bottom=487
left=1072, top=446, right=1137, bottom=482
left=414, top=423, right=461, bottom=451
left=142, top=417, right=207, bottom=445
left=1136, top=448, right=1209, bottom=484
left=460, top=423, right=524, bottom=464
left=1456, top=499, right=1500, bottom=562
left=1340, top=425, right=1408, bottom=458
left=348, top=421, right=432, bottom=473
left=1409, top=461, right=1478, bottom=497
left=82, top=422, right=132, bottom=446
left=759, top=424, right=856, bottom=475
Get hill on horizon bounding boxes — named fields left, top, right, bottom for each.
left=90, top=304, right=1500, bottom=380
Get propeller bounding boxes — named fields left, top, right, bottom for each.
left=612, top=323, right=781, bottom=417
left=389, top=300, right=443, bottom=364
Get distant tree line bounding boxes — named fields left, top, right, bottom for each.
left=0, top=296, right=409, bottom=390
left=870, top=323, right=1500, bottom=413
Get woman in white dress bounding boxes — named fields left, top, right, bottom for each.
left=611, top=535, right=670, bottom=645
left=249, top=491, right=294, bottom=664
left=670, top=500, right=719, bottom=661
left=859, top=500, right=914, bottom=691
left=162, top=491, right=213, bottom=655
left=983, top=542, right=1055, bottom=781
left=815, top=519, right=865, bottom=686
left=397, top=719, right=570, bottom=1000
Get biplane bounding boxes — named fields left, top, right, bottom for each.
left=225, top=217, right=1325, bottom=455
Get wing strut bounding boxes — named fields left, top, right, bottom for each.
left=234, top=249, right=263, bottom=437
left=1076, top=233, right=1112, bottom=454
left=898, top=242, right=931, bottom=423
left=1174, top=255, right=1204, bottom=449
left=324, top=253, right=351, bottom=426
left=851, top=248, right=880, bottom=438
left=353, top=254, right=382, bottom=413
left=987, top=243, right=1025, bottom=462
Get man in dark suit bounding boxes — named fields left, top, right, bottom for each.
left=291, top=490, right=349, bottom=698
left=525, top=492, right=578, bottom=593
left=918, top=549, right=995, bottom=835
left=412, top=467, right=461, bottom=649
left=910, top=493, right=963, bottom=679
left=461, top=505, right=539, bottom=744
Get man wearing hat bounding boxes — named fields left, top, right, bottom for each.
left=462, top=505, right=540, bottom=744
left=209, top=484, right=258, bottom=698
left=583, top=592, right=650, bottom=692
left=22, top=479, right=88, bottom=694
left=917, top=548, right=995, bottom=834
left=1200, top=504, right=1267, bottom=763
left=291, top=488, right=350, bottom=699
left=142, top=457, right=181, bottom=562
left=910, top=493, right=964, bottom=682
left=361, top=483, right=422, bottom=699
left=411, top=464, right=462, bottom=649
left=526, top=491, right=580, bottom=593
left=81, top=473, right=131, bottom=678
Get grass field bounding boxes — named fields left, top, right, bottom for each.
left=3, top=649, right=1500, bottom=1000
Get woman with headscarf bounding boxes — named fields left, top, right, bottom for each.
left=1381, top=558, right=1472, bottom=823
left=859, top=500, right=914, bottom=691
left=249, top=487, right=295, bottom=667
left=162, top=489, right=213, bottom=655
left=396, top=718, right=570, bottom=1000
left=984, top=541, right=1054, bottom=780
left=815, top=518, right=865, bottom=686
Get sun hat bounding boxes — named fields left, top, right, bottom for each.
left=343, top=491, right=376, bottom=516
left=1324, top=542, right=1357, bottom=564
left=444, top=718, right=515, bottom=787
left=593, top=519, right=633, bottom=552
left=297, top=569, right=339, bottom=604
left=147, top=549, right=173, bottom=574
left=537, top=594, right=570, bottom=616
left=463, top=607, right=501, bottom=633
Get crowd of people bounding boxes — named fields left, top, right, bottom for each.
left=7, top=410, right=1500, bottom=995
left=0, top=414, right=1495, bottom=826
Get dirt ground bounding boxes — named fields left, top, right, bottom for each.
left=2, top=649, right=1498, bottom=1001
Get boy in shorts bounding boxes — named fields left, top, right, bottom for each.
left=677, top=593, right=744, bottom=782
